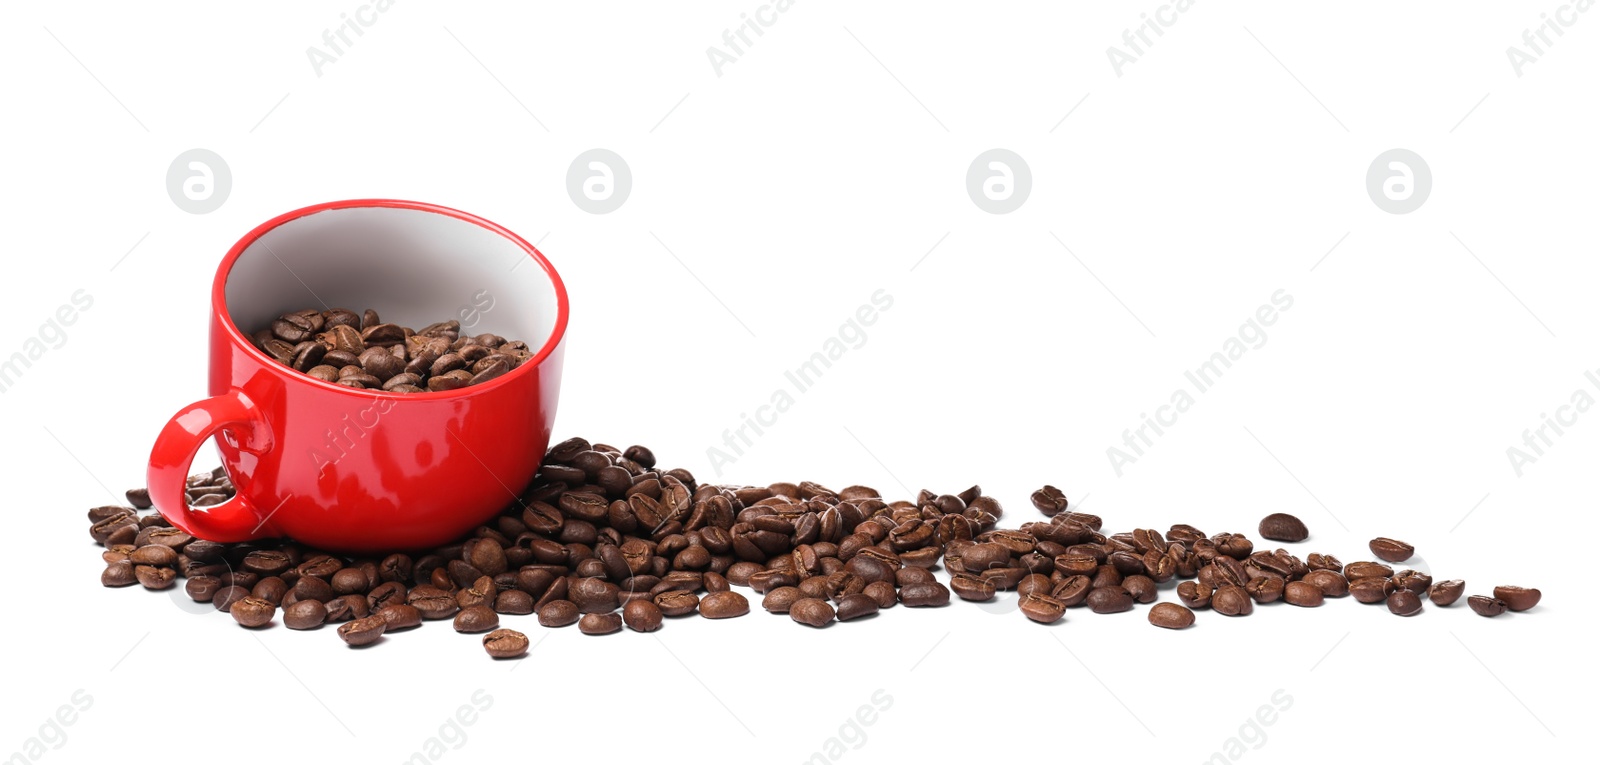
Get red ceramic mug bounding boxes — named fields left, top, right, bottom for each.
left=147, top=200, right=568, bottom=553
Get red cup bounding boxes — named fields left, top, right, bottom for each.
left=147, top=200, right=568, bottom=553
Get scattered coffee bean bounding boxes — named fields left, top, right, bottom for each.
left=538, top=600, right=580, bottom=627
left=1149, top=603, right=1195, bottom=629
left=1492, top=586, right=1541, bottom=612
left=623, top=600, right=663, bottom=632
left=790, top=598, right=835, bottom=627
left=834, top=593, right=880, bottom=621
left=1213, top=585, right=1253, bottom=616
left=230, top=597, right=275, bottom=628
left=1258, top=513, right=1308, bottom=542
left=1283, top=581, right=1324, bottom=607
left=483, top=629, right=529, bottom=658
left=1369, top=537, right=1414, bottom=563
left=699, top=591, right=750, bottom=619
left=1429, top=580, right=1465, bottom=607
left=1019, top=593, right=1067, bottom=624
left=1386, top=590, right=1423, bottom=617
left=1468, top=595, right=1508, bottom=617
left=284, top=600, right=327, bottom=630
left=1086, top=586, right=1134, bottom=614
left=453, top=605, right=499, bottom=633
left=578, top=612, right=623, bottom=635
left=1030, top=485, right=1068, bottom=516
left=338, top=615, right=387, bottom=646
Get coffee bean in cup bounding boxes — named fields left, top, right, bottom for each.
left=253, top=309, right=533, bottom=393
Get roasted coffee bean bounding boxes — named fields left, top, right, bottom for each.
left=1468, top=595, right=1508, bottom=617
left=1429, top=580, right=1465, bottom=607
left=654, top=590, right=700, bottom=617
left=790, top=598, right=835, bottom=627
left=453, top=605, right=499, bottom=633
left=251, top=576, right=288, bottom=606
left=483, top=629, right=529, bottom=658
left=1302, top=570, right=1349, bottom=598
left=1258, top=513, right=1309, bottom=542
left=1246, top=576, right=1285, bottom=604
left=378, top=604, right=423, bottom=631
left=1213, top=585, right=1253, bottom=616
left=579, top=612, right=623, bottom=635
left=1306, top=553, right=1342, bottom=572
left=1148, top=603, right=1195, bottom=629
left=230, top=597, right=275, bottom=628
left=1386, top=590, right=1423, bottom=616
left=950, top=574, right=997, bottom=602
left=1284, top=581, right=1324, bottom=607
left=834, top=593, right=879, bottom=621
left=699, top=591, right=750, bottom=619
left=338, top=615, right=387, bottom=646
left=494, top=590, right=534, bottom=615
left=213, top=585, right=250, bottom=612
left=538, top=600, right=581, bottom=627
left=1349, top=578, right=1393, bottom=604
left=407, top=586, right=459, bottom=620
left=284, top=600, right=327, bottom=630
left=101, top=561, right=137, bottom=587
left=1086, top=586, right=1134, bottom=614
left=1493, top=586, right=1541, bottom=612
left=136, top=565, right=177, bottom=590
left=1030, top=485, right=1069, bottom=516
left=762, top=586, right=803, bottom=613
left=1019, top=593, right=1067, bottom=624
left=185, top=575, right=222, bottom=600
left=1368, top=537, right=1414, bottom=563
left=1052, top=576, right=1093, bottom=607
left=1177, top=581, right=1212, bottom=609
left=623, top=600, right=664, bottom=632
left=1122, top=575, right=1158, bottom=604
left=899, top=582, right=950, bottom=607
left=1345, top=561, right=1394, bottom=580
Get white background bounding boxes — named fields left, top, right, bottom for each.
left=2, top=2, right=1593, bottom=762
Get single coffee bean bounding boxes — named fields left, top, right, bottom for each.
left=834, top=593, right=880, bottom=621
left=213, top=585, right=250, bottom=611
left=453, top=605, right=500, bottom=633
left=1148, top=602, right=1196, bottom=629
left=377, top=604, right=422, bottom=631
left=1467, top=595, right=1508, bottom=617
left=125, top=488, right=152, bottom=509
left=128, top=545, right=178, bottom=566
left=1245, top=575, right=1285, bottom=604
left=230, top=597, right=275, bottom=628
left=1492, top=586, right=1541, bottom=612
left=538, top=600, right=580, bottom=627
left=1392, top=570, right=1432, bottom=595
left=1030, top=485, right=1068, bottom=516
left=1302, top=570, right=1349, bottom=598
left=1213, top=585, right=1253, bottom=616
left=950, top=574, right=997, bottom=602
left=899, top=582, right=950, bottom=607
left=622, top=600, right=664, bottom=632
left=1122, top=574, right=1157, bottom=604
left=1086, top=586, right=1134, bottom=614
left=699, top=591, right=750, bottom=619
left=762, top=586, right=803, bottom=613
left=1369, top=537, right=1414, bottom=563
left=1386, top=590, right=1423, bottom=616
left=494, top=590, right=534, bottom=615
left=1019, top=593, right=1067, bottom=624
left=863, top=581, right=898, bottom=609
left=284, top=600, right=327, bottom=630
left=578, top=612, right=623, bottom=635
left=790, top=598, right=836, bottom=627
left=653, top=590, right=699, bottom=617
left=1258, top=513, right=1309, bottom=542
left=1283, top=581, right=1324, bottom=607
left=1177, top=581, right=1212, bottom=609
left=1345, top=561, right=1394, bottom=580
left=101, top=561, right=137, bottom=587
left=1349, top=577, right=1394, bottom=604
left=338, top=615, right=387, bottom=646
left=136, top=565, right=177, bottom=590
left=483, top=629, right=530, bottom=658
left=1429, top=580, right=1465, bottom=607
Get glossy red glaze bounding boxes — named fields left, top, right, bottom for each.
left=147, top=200, right=568, bottom=553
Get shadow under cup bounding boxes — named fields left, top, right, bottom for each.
left=179, top=201, right=568, bottom=552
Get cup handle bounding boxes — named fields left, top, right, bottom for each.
left=147, top=388, right=276, bottom=542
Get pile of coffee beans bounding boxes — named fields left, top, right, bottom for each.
left=252, top=307, right=533, bottom=392
left=90, top=439, right=1540, bottom=658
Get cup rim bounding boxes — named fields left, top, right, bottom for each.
left=212, top=198, right=570, bottom=400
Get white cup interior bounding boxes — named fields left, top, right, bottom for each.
left=224, top=205, right=559, bottom=354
